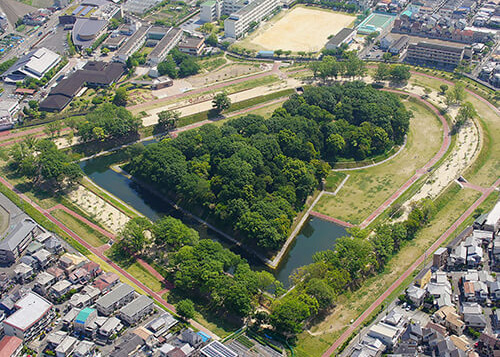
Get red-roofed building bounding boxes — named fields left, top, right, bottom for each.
left=0, top=335, right=23, bottom=357
left=83, top=261, right=101, bottom=279
left=93, top=272, right=119, bottom=293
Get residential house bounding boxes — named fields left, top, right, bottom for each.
left=461, top=302, right=487, bottom=330
left=0, top=335, right=23, bottom=357
left=32, top=248, right=52, bottom=269
left=93, top=271, right=120, bottom=293
left=13, top=263, right=33, bottom=283
left=433, top=306, right=465, bottom=335
left=34, top=271, right=56, bottom=295
left=55, top=335, right=77, bottom=357
left=98, top=316, right=123, bottom=341
left=50, top=280, right=72, bottom=299
left=146, top=312, right=178, bottom=337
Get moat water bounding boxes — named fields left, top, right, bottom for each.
left=79, top=150, right=346, bottom=287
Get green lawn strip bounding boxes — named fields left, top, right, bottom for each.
left=177, top=88, right=294, bottom=128
left=333, top=145, right=400, bottom=170
left=51, top=209, right=109, bottom=247
left=136, top=75, right=281, bottom=113
left=324, top=172, right=347, bottom=192
left=125, top=262, right=163, bottom=292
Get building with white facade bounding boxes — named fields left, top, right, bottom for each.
left=200, top=0, right=221, bottom=22
left=224, top=0, right=279, bottom=38
left=3, top=292, right=54, bottom=340
left=2, top=48, right=61, bottom=83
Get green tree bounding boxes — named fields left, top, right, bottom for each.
left=205, top=33, right=218, bottom=47
left=176, top=299, right=196, bottom=320
left=118, top=217, right=152, bottom=254
left=152, top=216, right=199, bottom=250
left=113, top=87, right=128, bottom=107
left=157, top=56, right=178, bottom=78
left=156, top=110, right=180, bottom=131
left=374, top=63, right=390, bottom=82
left=270, top=294, right=318, bottom=335
left=389, top=65, right=411, bottom=82
left=453, top=101, right=477, bottom=132
left=440, top=84, right=449, bottom=94
left=212, top=92, right=231, bottom=113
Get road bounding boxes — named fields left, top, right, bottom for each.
left=323, top=178, right=500, bottom=356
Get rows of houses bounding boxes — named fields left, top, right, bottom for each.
left=392, top=1, right=498, bottom=45
left=352, top=201, right=500, bottom=356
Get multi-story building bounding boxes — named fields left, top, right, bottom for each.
left=147, top=27, right=183, bottom=66
left=114, top=24, right=151, bottom=63
left=0, top=219, right=39, bottom=265
left=178, top=37, right=206, bottom=56
left=3, top=292, right=54, bottom=340
left=119, top=295, right=154, bottom=325
left=224, top=0, right=279, bottom=38
left=405, top=41, right=464, bottom=69
left=200, top=0, right=221, bottom=22
left=74, top=307, right=97, bottom=336
left=95, top=283, right=135, bottom=316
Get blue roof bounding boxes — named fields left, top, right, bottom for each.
left=75, top=307, right=95, bottom=324
left=402, top=10, right=412, bottom=17
left=258, top=50, right=274, bottom=55
left=197, top=331, right=211, bottom=342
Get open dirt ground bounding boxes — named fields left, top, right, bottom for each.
left=67, top=185, right=130, bottom=234
left=242, top=7, right=355, bottom=52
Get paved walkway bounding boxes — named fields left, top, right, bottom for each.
left=323, top=177, right=500, bottom=356
left=128, top=61, right=282, bottom=111
left=309, top=211, right=354, bottom=228
left=457, top=181, right=490, bottom=193
left=0, top=176, right=219, bottom=340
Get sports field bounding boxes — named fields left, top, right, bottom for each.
left=357, top=12, right=396, bottom=34
left=239, top=6, right=355, bottom=52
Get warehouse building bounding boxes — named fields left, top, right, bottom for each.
left=325, top=28, right=356, bottom=50
left=3, top=292, right=54, bottom=340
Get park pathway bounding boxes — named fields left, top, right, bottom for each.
left=0, top=176, right=219, bottom=340
left=323, top=177, right=500, bottom=356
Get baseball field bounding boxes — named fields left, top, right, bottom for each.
left=237, top=6, right=356, bottom=52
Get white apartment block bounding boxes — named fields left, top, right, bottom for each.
left=224, top=0, right=279, bottom=38
left=200, top=0, right=221, bottom=22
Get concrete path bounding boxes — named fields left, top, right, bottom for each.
left=323, top=178, right=500, bottom=356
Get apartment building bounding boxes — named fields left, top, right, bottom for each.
left=114, top=24, right=151, bottom=63
left=405, top=41, right=464, bottom=68
left=0, top=219, right=39, bottom=265
left=147, top=27, right=183, bottom=66
left=200, top=0, right=221, bottom=22
left=95, top=283, right=135, bottom=316
left=119, top=295, right=154, bottom=325
left=3, top=292, right=54, bottom=340
left=224, top=0, right=279, bottom=38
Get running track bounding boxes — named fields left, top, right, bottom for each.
left=0, top=176, right=219, bottom=340
left=323, top=177, right=500, bottom=356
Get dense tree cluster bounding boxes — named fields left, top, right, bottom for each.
left=157, top=48, right=200, bottom=78
left=128, top=83, right=410, bottom=249
left=9, top=138, right=82, bottom=191
left=373, top=63, right=412, bottom=83
left=285, top=82, right=411, bottom=160
left=172, top=239, right=276, bottom=317
left=69, top=103, right=141, bottom=142
left=268, top=199, right=435, bottom=335
left=298, top=0, right=357, bottom=12
left=309, top=54, right=367, bottom=81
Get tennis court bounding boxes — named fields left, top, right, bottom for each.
left=357, top=12, right=396, bottom=34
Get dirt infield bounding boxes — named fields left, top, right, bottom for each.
left=241, top=7, right=355, bottom=52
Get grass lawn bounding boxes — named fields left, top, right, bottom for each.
left=296, top=185, right=482, bottom=356
left=51, top=209, right=109, bottom=247
left=314, top=98, right=443, bottom=224
left=408, top=72, right=500, bottom=188
left=324, top=172, right=348, bottom=192
left=126, top=262, right=163, bottom=292
left=200, top=57, right=227, bottom=72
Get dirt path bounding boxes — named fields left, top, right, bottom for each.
left=323, top=178, right=500, bottom=356
left=357, top=89, right=451, bottom=228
